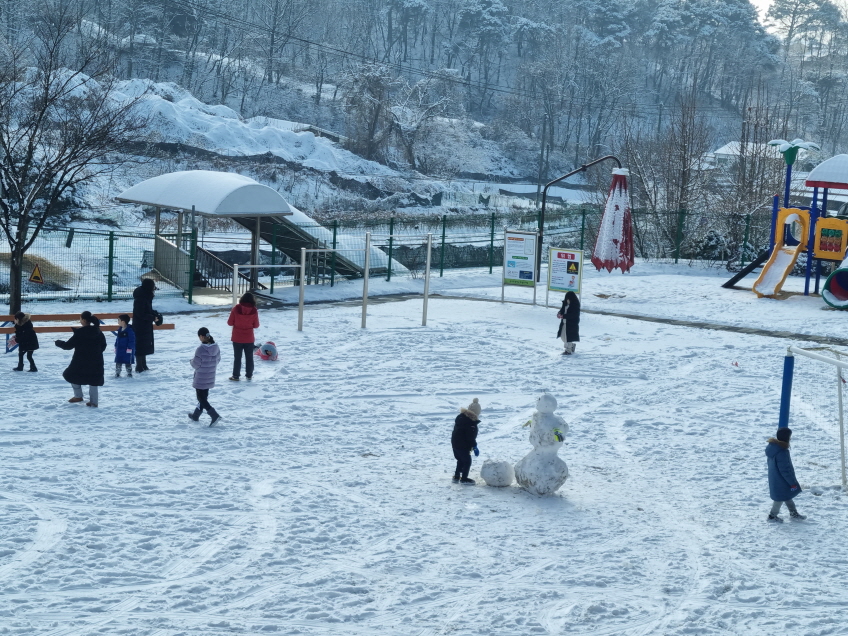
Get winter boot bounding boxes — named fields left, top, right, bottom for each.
left=208, top=409, right=222, bottom=426
left=27, top=366, right=37, bottom=372
left=790, top=511, right=807, bottom=521
left=115, top=363, right=122, bottom=378
left=229, top=376, right=240, bottom=382
left=459, top=477, right=476, bottom=485
left=188, top=408, right=202, bottom=422
left=12, top=365, right=23, bottom=371
left=452, top=473, right=460, bottom=483
left=767, top=514, right=784, bottom=523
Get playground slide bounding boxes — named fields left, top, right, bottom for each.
left=753, top=212, right=808, bottom=298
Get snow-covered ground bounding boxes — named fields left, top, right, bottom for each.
left=3, top=264, right=848, bottom=634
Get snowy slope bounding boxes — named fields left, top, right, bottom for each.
left=116, top=79, right=399, bottom=178
left=2, top=269, right=848, bottom=634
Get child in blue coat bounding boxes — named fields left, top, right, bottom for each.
left=114, top=314, right=135, bottom=378
left=766, top=427, right=806, bottom=522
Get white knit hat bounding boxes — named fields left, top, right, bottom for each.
left=465, top=398, right=481, bottom=417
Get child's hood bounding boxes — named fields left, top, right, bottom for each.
left=16, top=313, right=32, bottom=325
left=201, top=342, right=220, bottom=355
left=236, top=303, right=257, bottom=316
left=766, top=439, right=789, bottom=455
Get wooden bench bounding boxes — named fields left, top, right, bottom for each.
left=1, top=313, right=175, bottom=352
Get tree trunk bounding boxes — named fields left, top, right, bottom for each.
left=8, top=245, right=23, bottom=313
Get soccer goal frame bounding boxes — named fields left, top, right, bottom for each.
left=779, top=345, right=848, bottom=490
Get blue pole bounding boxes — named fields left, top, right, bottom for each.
left=778, top=352, right=795, bottom=429
left=805, top=187, right=819, bottom=296
left=784, top=163, right=792, bottom=209
left=815, top=188, right=829, bottom=294
left=770, top=195, right=779, bottom=251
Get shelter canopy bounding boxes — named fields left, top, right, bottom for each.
left=116, top=170, right=292, bottom=216
left=806, top=154, right=848, bottom=190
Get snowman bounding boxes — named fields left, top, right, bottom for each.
left=514, top=393, right=569, bottom=495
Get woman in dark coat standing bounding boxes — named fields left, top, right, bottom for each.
left=132, top=278, right=158, bottom=373
left=55, top=311, right=107, bottom=407
left=766, top=427, right=806, bottom=522
left=556, top=291, right=581, bottom=355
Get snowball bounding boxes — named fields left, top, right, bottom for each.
left=481, top=460, right=514, bottom=487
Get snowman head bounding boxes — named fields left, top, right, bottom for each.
left=536, top=393, right=558, bottom=414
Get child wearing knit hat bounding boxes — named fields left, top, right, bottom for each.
left=451, top=398, right=481, bottom=484
left=766, top=427, right=806, bottom=522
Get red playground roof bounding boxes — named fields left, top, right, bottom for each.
left=806, top=154, right=848, bottom=189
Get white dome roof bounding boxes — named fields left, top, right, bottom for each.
left=116, top=170, right=292, bottom=216
left=806, top=155, right=848, bottom=190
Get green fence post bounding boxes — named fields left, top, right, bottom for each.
left=106, top=231, right=115, bottom=302
left=270, top=222, right=277, bottom=293
left=331, top=220, right=338, bottom=287
left=187, top=227, right=197, bottom=304
left=580, top=209, right=586, bottom=250
left=439, top=214, right=447, bottom=277
left=674, top=209, right=686, bottom=264
left=741, top=214, right=751, bottom=268
left=489, top=212, right=495, bottom=274
left=387, top=216, right=394, bottom=282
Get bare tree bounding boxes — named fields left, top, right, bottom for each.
left=0, top=0, right=149, bottom=311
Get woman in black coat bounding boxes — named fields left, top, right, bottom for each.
left=55, top=311, right=107, bottom=407
left=132, top=278, right=158, bottom=373
left=556, top=291, right=580, bottom=355
left=12, top=311, right=39, bottom=372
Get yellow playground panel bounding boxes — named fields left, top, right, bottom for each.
left=813, top=217, right=848, bottom=260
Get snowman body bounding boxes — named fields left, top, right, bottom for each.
left=514, top=394, right=569, bottom=495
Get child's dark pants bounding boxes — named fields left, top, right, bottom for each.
left=452, top=444, right=472, bottom=478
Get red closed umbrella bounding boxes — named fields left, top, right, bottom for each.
left=591, top=168, right=635, bottom=273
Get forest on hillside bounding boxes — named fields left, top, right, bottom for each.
left=1, top=0, right=847, bottom=217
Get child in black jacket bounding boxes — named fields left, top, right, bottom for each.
left=451, top=398, right=481, bottom=484
left=12, top=312, right=39, bottom=372
left=556, top=291, right=581, bottom=355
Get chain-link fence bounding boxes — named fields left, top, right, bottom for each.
left=1, top=207, right=780, bottom=304
left=0, top=227, right=184, bottom=304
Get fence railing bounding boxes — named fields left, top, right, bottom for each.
left=1, top=207, right=779, bottom=305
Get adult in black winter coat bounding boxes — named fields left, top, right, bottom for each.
left=132, top=278, right=158, bottom=372
left=556, top=291, right=580, bottom=355
left=451, top=398, right=481, bottom=484
left=55, top=311, right=107, bottom=407
left=12, top=311, right=39, bottom=372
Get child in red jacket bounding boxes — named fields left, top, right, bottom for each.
left=227, top=292, right=260, bottom=381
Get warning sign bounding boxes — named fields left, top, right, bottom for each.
left=548, top=248, right=583, bottom=294
left=29, top=263, right=44, bottom=284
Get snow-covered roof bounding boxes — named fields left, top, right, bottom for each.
left=806, top=154, right=848, bottom=190
left=115, top=170, right=293, bottom=216
left=712, top=142, right=782, bottom=159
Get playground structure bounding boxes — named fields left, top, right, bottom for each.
left=747, top=152, right=848, bottom=308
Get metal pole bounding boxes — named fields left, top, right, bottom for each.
left=533, top=231, right=538, bottom=305
left=298, top=247, right=306, bottom=331
left=177, top=211, right=183, bottom=249
left=580, top=209, right=586, bottom=251
left=232, top=263, right=238, bottom=306
left=489, top=212, right=495, bottom=274
left=501, top=228, right=506, bottom=303
left=423, top=233, right=432, bottom=326
left=361, top=233, right=371, bottom=329
left=778, top=351, right=795, bottom=429
left=107, top=231, right=115, bottom=302
left=331, top=220, right=338, bottom=287
left=270, top=222, right=277, bottom=294
left=387, top=216, right=394, bottom=282
left=784, top=162, right=792, bottom=209
left=805, top=188, right=819, bottom=295
left=770, top=195, right=779, bottom=251
left=836, top=354, right=847, bottom=490
left=188, top=227, right=197, bottom=304
left=439, top=214, right=446, bottom=277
